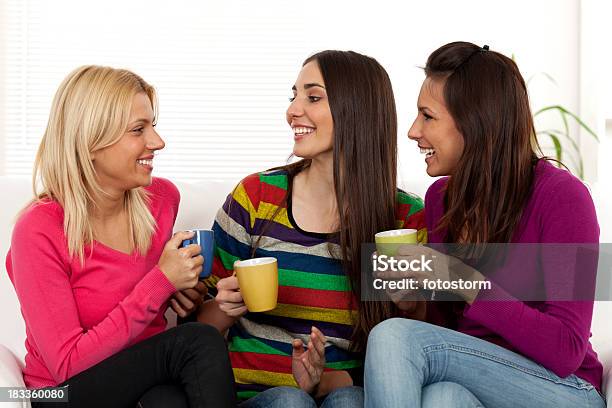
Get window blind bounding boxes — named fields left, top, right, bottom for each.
left=2, top=0, right=316, bottom=183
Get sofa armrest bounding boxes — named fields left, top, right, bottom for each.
left=600, top=346, right=611, bottom=406
left=0, top=344, right=31, bottom=408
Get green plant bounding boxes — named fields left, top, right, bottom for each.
left=535, top=105, right=599, bottom=180
left=528, top=74, right=599, bottom=180
left=514, top=54, right=600, bottom=180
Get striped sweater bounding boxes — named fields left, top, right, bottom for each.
left=208, top=169, right=426, bottom=400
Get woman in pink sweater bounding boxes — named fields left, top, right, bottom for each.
left=6, top=66, right=236, bottom=407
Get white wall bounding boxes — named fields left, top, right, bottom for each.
left=0, top=0, right=6, bottom=177
left=579, top=0, right=612, bottom=241
left=310, top=0, right=582, bottom=197
left=1, top=0, right=584, bottom=193
left=1, top=0, right=609, bottom=234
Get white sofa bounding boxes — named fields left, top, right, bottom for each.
left=0, top=175, right=610, bottom=407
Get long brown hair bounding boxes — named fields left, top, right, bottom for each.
left=255, top=50, right=405, bottom=351
left=425, top=42, right=541, bottom=243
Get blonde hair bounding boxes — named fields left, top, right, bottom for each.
left=32, top=65, right=158, bottom=262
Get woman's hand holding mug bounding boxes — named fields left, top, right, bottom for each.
left=158, top=231, right=204, bottom=291
left=215, top=275, right=248, bottom=318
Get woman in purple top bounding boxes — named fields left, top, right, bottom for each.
left=363, top=42, right=605, bottom=407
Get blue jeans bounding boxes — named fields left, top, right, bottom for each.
left=239, top=385, right=364, bottom=408
left=364, top=318, right=605, bottom=408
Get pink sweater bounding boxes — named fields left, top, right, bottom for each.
left=6, top=177, right=179, bottom=388
left=425, top=160, right=602, bottom=390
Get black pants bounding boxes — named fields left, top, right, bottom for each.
left=32, top=323, right=236, bottom=408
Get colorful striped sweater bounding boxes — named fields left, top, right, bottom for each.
left=208, top=169, right=426, bottom=401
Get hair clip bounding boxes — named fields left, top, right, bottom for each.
left=459, top=44, right=490, bottom=68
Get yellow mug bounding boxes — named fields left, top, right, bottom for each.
left=234, top=257, right=278, bottom=312
left=374, top=228, right=418, bottom=256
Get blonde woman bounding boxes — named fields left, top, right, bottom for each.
left=6, top=66, right=236, bottom=408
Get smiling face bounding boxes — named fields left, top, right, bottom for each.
left=408, top=77, right=464, bottom=177
left=286, top=60, right=334, bottom=159
left=91, top=92, right=165, bottom=193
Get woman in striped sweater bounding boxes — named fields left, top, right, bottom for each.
left=196, top=50, right=427, bottom=407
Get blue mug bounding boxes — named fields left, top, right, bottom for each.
left=180, top=229, right=214, bottom=278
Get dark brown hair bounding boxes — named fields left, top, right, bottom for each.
left=425, top=42, right=541, bottom=243
left=257, top=50, right=416, bottom=351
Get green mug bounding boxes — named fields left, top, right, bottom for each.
left=375, top=228, right=418, bottom=256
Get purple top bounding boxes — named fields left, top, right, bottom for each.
left=425, top=160, right=603, bottom=390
